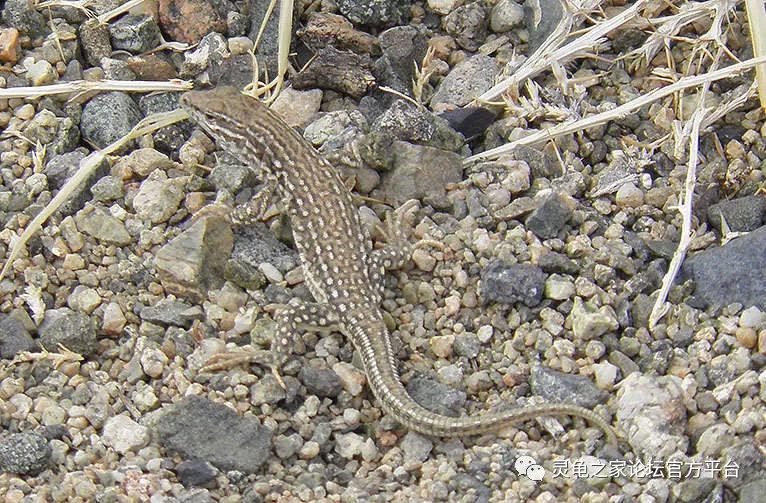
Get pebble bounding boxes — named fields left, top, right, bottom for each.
left=259, top=263, right=284, bottom=283
left=615, top=182, right=644, bottom=208
left=102, top=414, right=150, bottom=454
left=490, top=0, right=524, bottom=32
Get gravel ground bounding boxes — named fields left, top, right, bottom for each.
left=1, top=1, right=765, bottom=502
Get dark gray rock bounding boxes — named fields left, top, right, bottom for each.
left=431, top=54, right=500, bottom=108
left=299, top=367, right=343, bottom=398
left=1, top=0, right=48, bottom=37
left=537, top=252, right=579, bottom=275
left=443, top=1, right=489, bottom=51
left=90, top=175, right=125, bottom=202
left=707, top=194, right=765, bottom=233
left=81, top=92, right=142, bottom=149
left=155, top=395, right=272, bottom=473
left=139, top=299, right=204, bottom=328
left=0, top=432, right=52, bottom=475
left=230, top=222, right=298, bottom=273
left=337, top=0, right=408, bottom=28
left=721, top=441, right=766, bottom=488
left=530, top=366, right=607, bottom=408
left=373, top=25, right=429, bottom=94
left=109, top=14, right=161, bottom=53
left=79, top=18, right=112, bottom=66
left=524, top=0, right=563, bottom=53
left=683, top=225, right=766, bottom=310
left=374, top=141, right=463, bottom=207
left=406, top=377, right=466, bottom=418
left=481, top=261, right=546, bottom=306
left=371, top=100, right=464, bottom=152
left=177, top=458, right=218, bottom=487
left=208, top=152, right=257, bottom=194
left=137, top=92, right=194, bottom=154
left=525, top=192, right=576, bottom=239
left=38, top=309, right=97, bottom=357
left=453, top=333, right=480, bottom=358
left=0, top=316, right=34, bottom=359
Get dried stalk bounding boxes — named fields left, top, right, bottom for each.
left=0, top=79, right=192, bottom=99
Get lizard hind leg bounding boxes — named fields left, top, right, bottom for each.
left=200, top=302, right=339, bottom=389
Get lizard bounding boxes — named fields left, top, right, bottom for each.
left=179, top=86, right=618, bottom=443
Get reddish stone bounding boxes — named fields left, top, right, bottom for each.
left=127, top=54, right=179, bottom=80
left=158, top=0, right=227, bottom=45
left=0, top=28, right=21, bottom=64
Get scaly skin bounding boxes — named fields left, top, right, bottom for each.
left=180, top=86, right=617, bottom=443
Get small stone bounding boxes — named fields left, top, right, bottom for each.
left=270, top=88, right=323, bottom=128
left=615, top=182, right=644, bottom=208
left=80, top=92, right=142, bottom=149
left=739, top=306, right=765, bottom=328
left=335, top=432, right=365, bottom=459
left=39, top=309, right=97, bottom=356
left=736, top=327, right=757, bottom=349
left=299, top=367, right=343, bottom=398
left=336, top=0, right=408, bottom=27
left=0, top=432, right=51, bottom=475
left=25, top=59, right=56, bottom=86
left=177, top=459, right=217, bottom=487
left=258, top=263, right=284, bottom=283
left=158, top=0, right=227, bottom=45
left=14, top=103, right=35, bottom=120
left=109, top=14, right=160, bottom=53
left=0, top=316, right=34, bottom=359
left=133, top=170, right=185, bottom=224
left=431, top=54, right=499, bottom=108
left=481, top=261, right=546, bottom=306
left=490, top=0, right=524, bottom=32
left=114, top=148, right=175, bottom=178
left=592, top=361, right=619, bottom=389
left=332, top=362, right=366, bottom=396
left=443, top=1, right=489, bottom=51
left=103, top=414, right=150, bottom=454
left=570, top=298, right=619, bottom=340
left=400, top=431, right=433, bottom=462
left=74, top=204, right=132, bottom=246
left=140, top=347, right=168, bottom=378
left=411, top=248, right=436, bottom=271
left=544, top=274, right=575, bottom=300
left=274, top=433, right=302, bottom=459
left=430, top=334, right=454, bottom=358
left=0, top=28, right=21, bottom=63
left=525, top=192, right=576, bottom=239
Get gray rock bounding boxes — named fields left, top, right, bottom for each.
left=337, top=0, right=408, bottom=28
left=400, top=431, right=433, bottom=462
left=74, top=204, right=132, bottom=246
left=490, top=0, right=524, bottom=32
left=738, top=478, right=766, bottom=502
left=137, top=92, right=194, bottom=154
left=707, top=194, right=765, bottom=233
left=721, top=441, right=766, bottom=488
left=139, top=299, right=204, bottom=328
left=100, top=57, right=136, bottom=80
left=155, top=215, right=233, bottom=304
left=274, top=433, right=302, bottom=459
left=180, top=32, right=229, bottom=78
left=525, top=192, right=576, bottom=239
left=443, top=1, right=489, bottom=51
left=38, top=309, right=97, bottom=356
left=0, top=432, right=51, bottom=476
left=481, top=261, right=546, bottom=306
left=538, top=252, right=579, bottom=275
left=109, top=14, right=160, bottom=53
left=524, top=0, right=563, bottom=53
left=371, top=100, right=464, bottom=152
left=607, top=350, right=640, bottom=377
left=406, top=377, right=466, bottom=417
left=90, top=175, right=124, bottom=202
left=208, top=152, right=257, bottom=194
left=23, top=110, right=80, bottom=158
left=373, top=24, right=429, bottom=93
left=79, top=18, right=112, bottom=66
left=43, top=149, right=109, bottom=216
left=81, top=92, right=142, bottom=149
left=155, top=395, right=272, bottom=473
left=299, top=367, right=343, bottom=398
left=0, top=315, right=35, bottom=359
left=1, top=0, right=48, bottom=37
left=133, top=170, right=186, bottom=224
left=250, top=374, right=288, bottom=406
left=230, top=222, right=298, bottom=273
left=615, top=374, right=688, bottom=459
left=683, top=225, right=766, bottom=310
left=530, top=366, right=607, bottom=408
left=374, top=141, right=463, bottom=206
left=453, top=333, right=481, bottom=358
left=431, top=54, right=500, bottom=108
left=177, top=458, right=218, bottom=487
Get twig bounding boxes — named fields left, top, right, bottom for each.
left=0, top=109, right=190, bottom=282
left=465, top=54, right=766, bottom=164
left=0, top=79, right=192, bottom=99
left=745, top=0, right=766, bottom=109
left=648, top=99, right=709, bottom=329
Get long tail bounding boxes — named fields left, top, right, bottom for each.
left=350, top=320, right=618, bottom=444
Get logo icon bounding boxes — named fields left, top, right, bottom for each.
left=514, top=455, right=545, bottom=481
